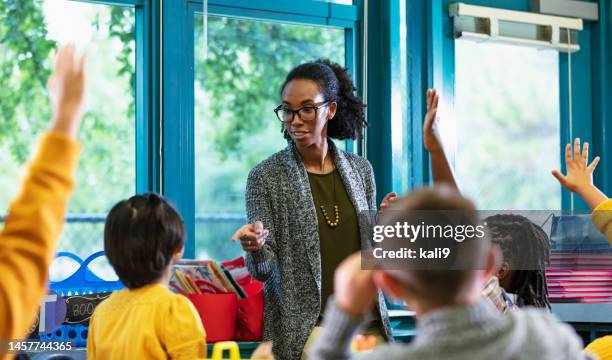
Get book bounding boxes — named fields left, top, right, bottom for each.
left=222, top=257, right=252, bottom=286
left=170, top=257, right=247, bottom=298
left=222, top=265, right=246, bottom=299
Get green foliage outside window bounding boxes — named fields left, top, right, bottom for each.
left=0, top=1, right=346, bottom=262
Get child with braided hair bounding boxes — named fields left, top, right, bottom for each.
left=483, top=214, right=551, bottom=311
left=482, top=138, right=611, bottom=312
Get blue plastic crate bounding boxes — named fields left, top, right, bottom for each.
left=35, top=251, right=124, bottom=347
left=550, top=214, right=612, bottom=253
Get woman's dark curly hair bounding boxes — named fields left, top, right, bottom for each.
left=280, top=59, right=367, bottom=140
left=485, top=214, right=551, bottom=309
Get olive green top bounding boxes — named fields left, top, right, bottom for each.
left=307, top=169, right=361, bottom=316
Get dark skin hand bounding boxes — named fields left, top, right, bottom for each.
left=423, top=89, right=459, bottom=190
left=378, top=89, right=458, bottom=213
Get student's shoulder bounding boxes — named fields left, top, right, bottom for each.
left=510, top=308, right=586, bottom=355
left=510, top=308, right=566, bottom=332
left=150, top=286, right=190, bottom=306
left=162, top=291, right=206, bottom=335
left=90, top=289, right=124, bottom=315
left=92, top=286, right=192, bottom=319
left=511, top=307, right=565, bottom=326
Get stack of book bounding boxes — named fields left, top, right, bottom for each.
left=170, top=258, right=247, bottom=299
left=547, top=267, right=612, bottom=303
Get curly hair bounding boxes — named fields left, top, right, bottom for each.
left=280, top=59, right=367, bottom=140
left=485, top=214, right=551, bottom=309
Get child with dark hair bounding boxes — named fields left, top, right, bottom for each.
left=86, top=193, right=206, bottom=359
left=483, top=214, right=551, bottom=310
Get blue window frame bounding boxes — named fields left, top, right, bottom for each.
left=402, top=0, right=612, bottom=324
left=416, top=0, right=611, bottom=212
left=50, top=0, right=608, bottom=263
left=71, top=0, right=160, bottom=195
left=134, top=0, right=161, bottom=194
left=0, top=0, right=158, bottom=278
left=162, top=0, right=362, bottom=258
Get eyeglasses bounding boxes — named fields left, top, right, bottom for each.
left=274, top=101, right=330, bottom=123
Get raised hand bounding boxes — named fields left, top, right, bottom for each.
left=423, top=89, right=459, bottom=189
left=552, top=138, right=607, bottom=209
left=423, top=88, right=443, bottom=154
left=48, top=44, right=88, bottom=138
left=552, top=138, right=599, bottom=192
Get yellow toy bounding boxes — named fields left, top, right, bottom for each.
left=210, top=341, right=241, bottom=360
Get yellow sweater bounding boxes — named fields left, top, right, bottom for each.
left=0, top=133, right=80, bottom=360
left=87, top=284, right=207, bottom=359
left=593, top=198, right=612, bottom=244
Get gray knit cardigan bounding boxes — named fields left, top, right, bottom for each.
left=245, top=140, right=392, bottom=360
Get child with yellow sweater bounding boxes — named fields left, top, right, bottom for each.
left=0, top=45, right=86, bottom=360
left=552, top=138, right=612, bottom=243
left=86, top=193, right=207, bottom=359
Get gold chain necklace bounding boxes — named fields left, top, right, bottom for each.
left=319, top=171, right=340, bottom=227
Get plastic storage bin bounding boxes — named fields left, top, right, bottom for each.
left=35, top=251, right=123, bottom=347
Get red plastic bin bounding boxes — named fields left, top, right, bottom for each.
left=185, top=292, right=238, bottom=342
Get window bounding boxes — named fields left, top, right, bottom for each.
left=0, top=0, right=136, bottom=279
left=322, top=0, right=353, bottom=4
left=194, top=15, right=345, bottom=260
left=453, top=40, right=561, bottom=210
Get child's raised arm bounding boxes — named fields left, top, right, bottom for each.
left=552, top=138, right=612, bottom=244
left=0, top=44, right=86, bottom=346
left=424, top=89, right=459, bottom=190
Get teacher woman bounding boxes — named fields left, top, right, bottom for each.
left=232, top=60, right=449, bottom=359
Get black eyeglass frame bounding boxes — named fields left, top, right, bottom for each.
left=273, top=101, right=331, bottom=123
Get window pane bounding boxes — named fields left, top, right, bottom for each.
left=194, top=15, right=345, bottom=260
left=0, top=0, right=135, bottom=279
left=316, top=0, right=353, bottom=4
left=453, top=40, right=560, bottom=210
